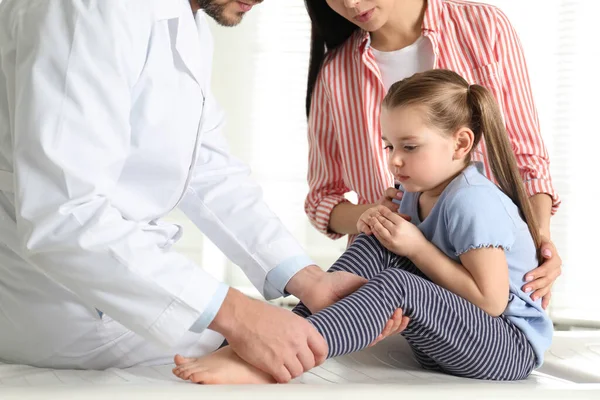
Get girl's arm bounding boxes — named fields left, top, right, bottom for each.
left=409, top=185, right=514, bottom=317
left=410, top=243, right=509, bottom=317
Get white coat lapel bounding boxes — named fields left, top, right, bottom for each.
left=155, top=0, right=205, bottom=87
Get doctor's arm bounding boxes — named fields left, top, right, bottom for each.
left=180, top=88, right=409, bottom=377
left=179, top=91, right=320, bottom=302
left=176, top=110, right=331, bottom=378
left=181, top=90, right=401, bottom=311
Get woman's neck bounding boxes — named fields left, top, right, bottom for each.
left=370, top=0, right=427, bottom=51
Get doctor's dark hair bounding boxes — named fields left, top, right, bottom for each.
left=304, top=0, right=358, bottom=116
left=383, top=69, right=542, bottom=262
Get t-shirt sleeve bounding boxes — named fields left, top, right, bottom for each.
left=444, top=186, right=517, bottom=257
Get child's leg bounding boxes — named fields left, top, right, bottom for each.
left=306, top=267, right=536, bottom=381
left=293, top=233, right=424, bottom=318
left=172, top=234, right=424, bottom=384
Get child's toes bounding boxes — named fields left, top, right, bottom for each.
left=181, top=366, right=203, bottom=381
left=172, top=367, right=188, bottom=380
left=189, top=371, right=214, bottom=384
left=174, top=354, right=192, bottom=366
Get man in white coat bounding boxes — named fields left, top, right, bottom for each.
left=0, top=0, right=404, bottom=383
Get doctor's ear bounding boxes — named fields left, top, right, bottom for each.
left=452, top=127, right=474, bottom=160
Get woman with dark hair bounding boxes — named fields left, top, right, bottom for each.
left=303, top=0, right=561, bottom=309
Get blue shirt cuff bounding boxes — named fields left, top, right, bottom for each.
left=189, top=282, right=229, bottom=334
left=265, top=255, right=315, bottom=297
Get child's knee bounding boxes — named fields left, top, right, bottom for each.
left=376, top=266, right=413, bottom=283
left=354, top=232, right=377, bottom=245
left=366, top=268, right=412, bottom=304
left=353, top=233, right=388, bottom=253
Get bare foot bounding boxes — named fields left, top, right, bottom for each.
left=172, top=346, right=276, bottom=384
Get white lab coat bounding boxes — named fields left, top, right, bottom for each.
left=0, top=0, right=308, bottom=368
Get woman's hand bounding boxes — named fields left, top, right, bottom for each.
left=361, top=206, right=425, bottom=257
left=522, top=236, right=562, bottom=309
left=377, top=186, right=404, bottom=212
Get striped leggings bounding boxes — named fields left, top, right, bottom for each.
left=293, top=234, right=536, bottom=381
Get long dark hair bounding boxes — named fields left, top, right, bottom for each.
left=383, top=70, right=542, bottom=263
left=305, top=0, right=359, bottom=116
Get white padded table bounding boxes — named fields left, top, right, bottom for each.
left=1, top=331, right=599, bottom=399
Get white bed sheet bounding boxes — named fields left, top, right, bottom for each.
left=1, top=331, right=599, bottom=399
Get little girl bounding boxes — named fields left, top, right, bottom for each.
left=172, top=69, right=553, bottom=383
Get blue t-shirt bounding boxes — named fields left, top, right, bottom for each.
left=398, top=163, right=553, bottom=367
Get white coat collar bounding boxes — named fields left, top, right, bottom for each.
left=154, top=0, right=205, bottom=88
left=154, top=0, right=182, bottom=21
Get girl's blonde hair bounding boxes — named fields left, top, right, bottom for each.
left=383, top=69, right=541, bottom=261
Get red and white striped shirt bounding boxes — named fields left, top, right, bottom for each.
left=305, top=0, right=560, bottom=243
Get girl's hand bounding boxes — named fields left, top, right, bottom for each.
left=366, top=206, right=426, bottom=257
left=358, top=194, right=411, bottom=235
left=368, top=308, right=410, bottom=348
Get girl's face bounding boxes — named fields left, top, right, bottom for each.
left=381, top=105, right=463, bottom=193
left=325, top=0, right=397, bottom=32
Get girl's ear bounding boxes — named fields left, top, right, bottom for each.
left=452, top=127, right=474, bottom=160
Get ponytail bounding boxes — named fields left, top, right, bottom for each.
left=467, top=85, right=542, bottom=263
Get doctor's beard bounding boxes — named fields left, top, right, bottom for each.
left=195, top=0, right=262, bottom=27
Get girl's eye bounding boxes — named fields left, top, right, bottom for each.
left=404, top=145, right=417, bottom=152
left=384, top=144, right=393, bottom=151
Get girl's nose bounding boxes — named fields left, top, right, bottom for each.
left=389, top=154, right=404, bottom=171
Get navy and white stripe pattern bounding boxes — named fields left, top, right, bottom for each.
left=293, top=234, right=536, bottom=381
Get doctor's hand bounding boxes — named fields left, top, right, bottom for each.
left=209, top=288, right=327, bottom=384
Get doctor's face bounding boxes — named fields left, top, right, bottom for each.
left=195, top=0, right=263, bottom=26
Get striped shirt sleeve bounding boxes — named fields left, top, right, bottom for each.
left=494, top=7, right=561, bottom=214
left=305, top=71, right=349, bottom=240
